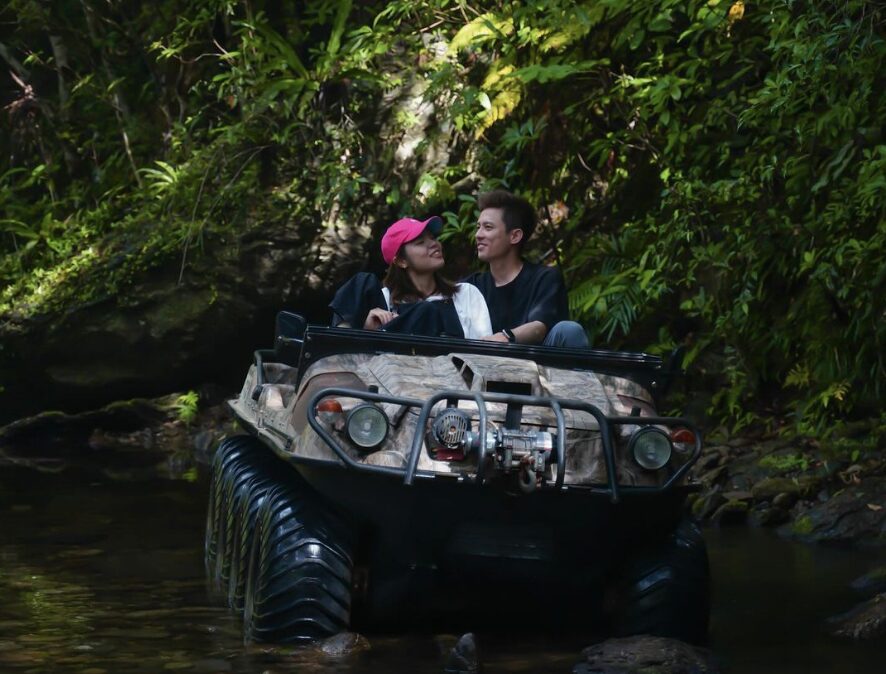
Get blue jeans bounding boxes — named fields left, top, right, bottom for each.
left=543, top=321, right=589, bottom=348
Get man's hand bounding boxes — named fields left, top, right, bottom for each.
left=481, top=332, right=510, bottom=343
left=481, top=321, right=548, bottom=344
left=364, top=308, right=396, bottom=330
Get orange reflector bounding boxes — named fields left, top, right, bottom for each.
left=670, top=428, right=695, bottom=444
left=316, top=399, right=343, bottom=414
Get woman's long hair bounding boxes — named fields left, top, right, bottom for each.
left=383, top=246, right=456, bottom=304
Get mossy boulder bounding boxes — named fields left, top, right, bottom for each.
left=780, top=476, right=886, bottom=546
left=0, top=220, right=370, bottom=424
left=711, top=499, right=749, bottom=526
left=751, top=475, right=821, bottom=501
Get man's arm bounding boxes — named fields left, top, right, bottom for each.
left=482, top=320, right=547, bottom=344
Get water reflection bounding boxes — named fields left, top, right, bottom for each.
left=0, top=451, right=882, bottom=673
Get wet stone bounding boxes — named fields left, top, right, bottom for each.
left=698, top=465, right=728, bottom=488
left=751, top=476, right=819, bottom=501
left=711, top=499, right=749, bottom=526
left=574, top=635, right=719, bottom=674
left=851, top=566, right=886, bottom=597
left=779, top=476, right=886, bottom=546
left=444, top=632, right=481, bottom=673
left=726, top=475, right=754, bottom=492
left=316, top=631, right=371, bottom=657
left=749, top=502, right=790, bottom=527
left=827, top=592, right=886, bottom=640
left=772, top=492, right=796, bottom=510
left=721, top=490, right=753, bottom=502
left=692, top=489, right=726, bottom=520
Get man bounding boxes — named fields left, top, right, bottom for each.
left=463, top=189, right=589, bottom=347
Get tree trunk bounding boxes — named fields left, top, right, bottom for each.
left=48, top=34, right=70, bottom=108
left=79, top=0, right=142, bottom=186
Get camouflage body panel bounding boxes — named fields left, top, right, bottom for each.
left=229, top=349, right=686, bottom=488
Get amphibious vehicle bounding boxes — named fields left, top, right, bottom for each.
left=205, top=312, right=709, bottom=643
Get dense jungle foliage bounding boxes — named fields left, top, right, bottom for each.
left=1, top=1, right=884, bottom=437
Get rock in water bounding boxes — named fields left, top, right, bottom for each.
left=827, top=593, right=886, bottom=640
left=316, top=631, right=371, bottom=657
left=851, top=566, right=886, bottom=597
left=444, top=632, right=481, bottom=673
left=574, top=635, right=719, bottom=674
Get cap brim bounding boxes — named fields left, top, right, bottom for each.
left=424, top=216, right=443, bottom=236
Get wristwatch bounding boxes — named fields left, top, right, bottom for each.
left=501, top=328, right=517, bottom=343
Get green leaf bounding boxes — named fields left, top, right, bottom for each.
left=449, top=13, right=514, bottom=52
left=326, top=0, right=353, bottom=58
left=0, top=219, right=39, bottom=239
left=648, top=13, right=673, bottom=33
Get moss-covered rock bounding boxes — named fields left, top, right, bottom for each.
left=751, top=475, right=821, bottom=501
left=0, top=222, right=365, bottom=423
left=711, top=499, right=749, bottom=526
left=780, top=477, right=886, bottom=547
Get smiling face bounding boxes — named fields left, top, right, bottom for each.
left=398, top=229, right=445, bottom=274
left=476, top=207, right=522, bottom=262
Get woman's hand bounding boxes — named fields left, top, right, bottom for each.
left=364, top=308, right=396, bottom=330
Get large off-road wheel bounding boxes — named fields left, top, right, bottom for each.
left=615, top=517, right=710, bottom=644
left=205, top=436, right=263, bottom=584
left=243, top=481, right=355, bottom=643
left=226, top=468, right=278, bottom=610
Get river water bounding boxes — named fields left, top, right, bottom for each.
left=0, top=447, right=882, bottom=673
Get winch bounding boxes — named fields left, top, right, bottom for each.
left=428, top=407, right=554, bottom=491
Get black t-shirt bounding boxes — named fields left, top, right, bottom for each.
left=463, top=262, right=569, bottom=333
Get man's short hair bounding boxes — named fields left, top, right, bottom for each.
left=478, top=190, right=536, bottom=247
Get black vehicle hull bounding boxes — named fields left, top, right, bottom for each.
left=294, top=459, right=688, bottom=568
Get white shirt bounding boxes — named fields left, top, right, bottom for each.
left=382, top=283, right=492, bottom=339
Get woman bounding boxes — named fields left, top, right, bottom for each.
left=330, top=216, right=492, bottom=339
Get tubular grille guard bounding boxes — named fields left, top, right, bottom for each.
left=305, top=387, right=702, bottom=503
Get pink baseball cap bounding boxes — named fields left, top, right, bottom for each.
left=380, top=216, right=443, bottom=264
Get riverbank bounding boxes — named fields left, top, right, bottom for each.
left=688, top=421, right=885, bottom=545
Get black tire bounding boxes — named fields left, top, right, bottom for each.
left=216, top=448, right=280, bottom=595
left=243, top=481, right=355, bottom=643
left=205, top=436, right=261, bottom=582
left=205, top=435, right=272, bottom=594
left=615, top=517, right=710, bottom=644
left=227, top=470, right=277, bottom=610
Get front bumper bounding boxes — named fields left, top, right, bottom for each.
left=306, top=387, right=702, bottom=503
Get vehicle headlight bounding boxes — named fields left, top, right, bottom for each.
left=345, top=404, right=389, bottom=449
left=629, top=427, right=672, bottom=470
